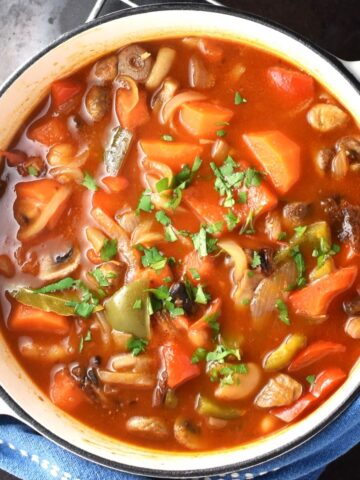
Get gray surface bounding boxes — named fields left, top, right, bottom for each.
left=0, top=0, right=96, bottom=85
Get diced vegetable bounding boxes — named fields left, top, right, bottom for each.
left=118, top=45, right=153, bottom=83
left=196, top=395, right=243, bottom=419
left=10, top=304, right=70, bottom=334
left=270, top=392, right=316, bottom=423
left=263, top=334, right=307, bottom=371
left=126, top=416, right=170, bottom=439
left=116, top=89, right=150, bottom=130
left=174, top=417, right=203, bottom=450
left=183, top=250, right=216, bottom=284
left=345, top=316, right=360, bottom=339
left=102, top=176, right=129, bottom=193
left=50, top=369, right=85, bottom=411
left=289, top=266, right=358, bottom=317
left=288, top=341, right=346, bottom=371
left=0, top=254, right=15, bottom=278
left=51, top=78, right=83, bottom=109
left=145, top=47, right=176, bottom=90
left=28, top=117, right=70, bottom=146
left=161, top=341, right=200, bottom=388
left=97, top=370, right=155, bottom=387
left=310, top=368, right=347, bottom=398
left=255, top=374, right=303, bottom=408
left=267, top=67, right=314, bottom=104
left=214, top=363, right=262, bottom=400
left=140, top=140, right=202, bottom=171
left=104, top=278, right=151, bottom=339
left=180, top=101, right=234, bottom=138
left=307, top=104, right=348, bottom=132
left=85, top=85, right=110, bottom=121
left=104, top=126, right=133, bottom=177
left=243, top=131, right=300, bottom=194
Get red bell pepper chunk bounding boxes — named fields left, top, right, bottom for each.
left=161, top=341, right=200, bottom=389
left=288, top=341, right=346, bottom=371
left=310, top=368, right=347, bottom=399
left=270, top=393, right=317, bottom=423
left=51, top=78, right=83, bottom=109
left=267, top=66, right=315, bottom=104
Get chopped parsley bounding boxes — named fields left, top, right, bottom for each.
left=136, top=189, right=154, bottom=214
left=34, top=277, right=76, bottom=294
left=312, top=238, right=340, bottom=268
left=79, top=329, right=93, bottom=352
left=192, top=226, right=218, bottom=257
left=133, top=298, right=142, bottom=309
left=194, top=284, right=211, bottom=305
left=210, top=363, right=248, bottom=386
left=294, top=225, right=307, bottom=238
left=156, top=177, right=169, bottom=193
left=155, top=210, right=171, bottom=226
left=161, top=134, right=173, bottom=142
left=244, top=168, right=262, bottom=188
left=100, top=238, right=117, bottom=261
left=148, top=285, right=185, bottom=317
left=189, top=268, right=200, bottom=281
left=290, top=245, right=306, bottom=287
left=278, top=231, right=287, bottom=241
left=240, top=209, right=255, bottom=235
left=204, top=311, right=220, bottom=336
left=216, top=129, right=227, bottom=137
left=234, top=91, right=247, bottom=105
left=164, top=225, right=178, bottom=242
left=137, top=245, right=168, bottom=271
left=225, top=210, right=239, bottom=231
left=241, top=297, right=250, bottom=305
left=210, top=156, right=244, bottom=208
left=27, top=166, right=39, bottom=176
left=275, top=299, right=290, bottom=325
left=206, top=344, right=241, bottom=363
left=91, top=267, right=110, bottom=287
left=306, top=375, right=316, bottom=385
left=128, top=337, right=148, bottom=356
left=251, top=251, right=262, bottom=269
left=82, top=172, right=98, bottom=191
left=173, top=156, right=202, bottom=187
left=238, top=191, right=247, bottom=204
left=191, top=347, right=207, bottom=364
left=206, top=221, right=224, bottom=234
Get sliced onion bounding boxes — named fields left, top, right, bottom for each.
left=161, top=90, right=207, bottom=124
left=250, top=261, right=297, bottom=330
left=264, top=211, right=282, bottom=242
left=97, top=370, right=155, bottom=387
left=146, top=47, right=176, bottom=90
left=92, top=312, right=111, bottom=347
left=117, top=210, right=140, bottom=234
left=111, top=330, right=132, bottom=351
left=142, top=159, right=174, bottom=187
left=50, top=166, right=84, bottom=184
left=18, top=185, right=72, bottom=241
left=211, top=139, right=230, bottom=163
left=151, top=77, right=179, bottom=113
left=189, top=55, right=215, bottom=89
left=218, top=239, right=247, bottom=283
left=227, top=63, right=246, bottom=83
left=131, top=219, right=163, bottom=246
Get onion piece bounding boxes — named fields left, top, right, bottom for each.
left=97, top=370, right=155, bottom=387
left=50, top=166, right=84, bottom=184
left=146, top=47, right=176, bottom=90
left=161, top=90, right=207, bottom=124
left=151, top=77, right=179, bottom=113
left=142, top=159, right=173, bottom=187
left=19, top=337, right=72, bottom=362
left=218, top=239, right=247, bottom=283
left=116, top=210, right=140, bottom=234
left=189, top=55, right=215, bottom=89
left=211, top=139, right=230, bottom=163
left=110, top=353, right=153, bottom=371
left=227, top=63, right=246, bottom=83
left=250, top=261, right=297, bottom=330
left=265, top=211, right=282, bottom=242
left=131, top=219, right=164, bottom=246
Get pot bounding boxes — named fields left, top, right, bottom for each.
left=0, top=1, right=359, bottom=477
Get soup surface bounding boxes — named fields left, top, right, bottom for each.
left=0, top=37, right=359, bottom=452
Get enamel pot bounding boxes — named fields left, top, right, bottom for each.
left=0, top=1, right=359, bottom=478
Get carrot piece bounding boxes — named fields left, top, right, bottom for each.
left=267, top=67, right=314, bottom=104
left=87, top=248, right=103, bottom=265
left=246, top=183, right=278, bottom=217
left=183, top=250, right=216, bottom=284
left=161, top=341, right=200, bottom=388
left=180, top=101, right=234, bottom=138
left=116, top=89, right=150, bottom=130
left=140, top=140, right=203, bottom=170
left=189, top=298, right=221, bottom=331
left=289, top=266, right=358, bottom=317
left=16, top=179, right=61, bottom=204
left=137, top=265, right=173, bottom=288
left=243, top=131, right=300, bottom=195
left=28, top=117, right=70, bottom=146
left=50, top=369, right=85, bottom=411
left=310, top=368, right=347, bottom=398
left=51, top=79, right=83, bottom=109
left=270, top=393, right=317, bottom=423
left=10, top=304, right=70, bottom=335
left=173, top=315, right=190, bottom=330
left=288, top=341, right=346, bottom=371
left=102, top=176, right=129, bottom=193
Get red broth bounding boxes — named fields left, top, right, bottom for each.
left=0, top=37, right=359, bottom=452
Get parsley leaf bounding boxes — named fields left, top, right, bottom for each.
left=204, top=312, right=220, bottom=336
left=189, top=268, right=200, bottom=280
left=306, top=375, right=316, bottom=385
left=244, top=168, right=262, bottom=188
left=290, top=245, right=306, bottom=287
left=294, top=225, right=307, bottom=238
left=240, top=209, right=255, bottom=235
left=128, top=337, right=148, bottom=356
left=275, top=299, right=290, bottom=325
left=206, top=221, right=224, bottom=234
left=155, top=210, right=171, bottom=226
left=191, top=347, right=208, bottom=364
left=195, top=284, right=211, bottom=305
left=161, top=134, right=173, bottom=142
left=312, top=238, right=340, bottom=268
left=27, top=166, right=39, bottom=176
left=192, top=226, right=218, bottom=257
left=164, top=225, right=177, bottom=242
left=156, top=177, right=169, bottom=193
left=34, top=277, right=76, bottom=293
left=216, top=129, right=227, bottom=137
left=82, top=172, right=98, bottom=191
left=136, top=189, right=153, bottom=214
left=100, top=239, right=117, bottom=261
left=133, top=299, right=142, bottom=309
left=225, top=210, right=239, bottom=231
left=238, top=191, right=247, bottom=204
left=251, top=251, right=262, bottom=269
left=234, top=91, right=247, bottom=105
left=138, top=245, right=168, bottom=271
left=206, top=344, right=241, bottom=363
left=91, top=267, right=110, bottom=287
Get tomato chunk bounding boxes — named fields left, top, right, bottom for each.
left=51, top=78, right=83, bottom=109
left=288, top=341, right=346, bottom=371
left=50, top=369, right=85, bottom=411
left=267, top=66, right=315, bottom=104
left=161, top=341, right=200, bottom=388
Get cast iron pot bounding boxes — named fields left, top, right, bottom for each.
left=0, top=1, right=359, bottom=477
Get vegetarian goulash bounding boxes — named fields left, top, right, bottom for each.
left=0, top=38, right=359, bottom=452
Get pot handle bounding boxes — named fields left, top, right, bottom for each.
left=87, top=0, right=225, bottom=21
left=341, top=60, right=360, bottom=82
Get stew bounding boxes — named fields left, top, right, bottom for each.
left=0, top=36, right=359, bottom=452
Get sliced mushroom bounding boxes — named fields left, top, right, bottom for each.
left=336, top=135, right=360, bottom=160
left=282, top=202, right=310, bottom=227
left=255, top=374, right=302, bottom=408
left=169, top=281, right=196, bottom=315
left=97, top=370, right=155, bottom=387
left=94, top=55, right=118, bottom=82
left=214, top=363, right=262, bottom=401
left=315, top=147, right=334, bottom=173
left=174, top=417, right=203, bottom=450
left=307, top=103, right=349, bottom=132
left=331, top=149, right=349, bottom=180
left=265, top=210, right=282, bottom=242
left=126, top=416, right=169, bottom=440
left=151, top=77, right=179, bottom=113
left=39, top=244, right=80, bottom=282
left=343, top=296, right=360, bottom=316
left=189, top=54, right=215, bottom=89
left=118, top=45, right=153, bottom=83
left=345, top=316, right=360, bottom=339
left=85, top=85, right=110, bottom=121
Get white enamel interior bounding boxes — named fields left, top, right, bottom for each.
left=0, top=9, right=359, bottom=476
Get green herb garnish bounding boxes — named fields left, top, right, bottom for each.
left=100, top=239, right=117, bottom=261
left=128, top=337, right=148, bottom=356
left=82, top=172, right=98, bottom=191
left=275, top=299, right=290, bottom=325
left=234, top=91, right=247, bottom=105
left=136, top=189, right=154, bottom=214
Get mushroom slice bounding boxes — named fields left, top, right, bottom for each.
left=174, top=417, right=203, bottom=450
left=85, top=85, right=110, bottom=122
left=39, top=244, right=80, bottom=282
left=118, top=45, right=153, bottom=83
left=126, top=416, right=169, bottom=440
left=94, top=55, right=118, bottom=82
left=214, top=362, right=262, bottom=401
left=307, top=103, right=348, bottom=132
left=255, top=374, right=302, bottom=408
left=282, top=202, right=310, bottom=227
left=345, top=316, right=360, bottom=339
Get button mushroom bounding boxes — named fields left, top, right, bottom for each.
left=214, top=362, right=262, bottom=401
left=94, top=55, right=118, bottom=82
left=169, top=281, right=196, bottom=315
left=126, top=416, right=169, bottom=440
left=174, top=417, right=203, bottom=450
left=118, top=45, right=153, bottom=83
left=282, top=202, right=310, bottom=227
left=38, top=244, right=81, bottom=282
left=85, top=85, right=110, bottom=122
left=307, top=103, right=348, bottom=132
left=345, top=316, right=360, bottom=339
left=189, top=54, right=215, bottom=89
left=255, top=374, right=302, bottom=408
left=315, top=147, right=334, bottom=173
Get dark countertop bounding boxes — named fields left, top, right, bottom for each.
left=0, top=0, right=359, bottom=479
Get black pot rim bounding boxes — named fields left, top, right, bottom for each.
left=0, top=2, right=359, bottom=478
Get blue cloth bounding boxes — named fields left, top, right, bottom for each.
left=0, top=395, right=359, bottom=480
